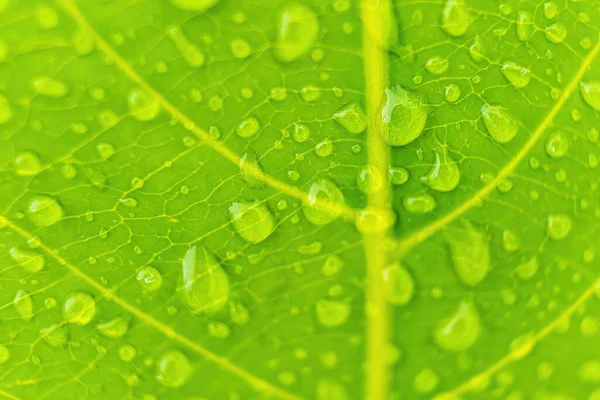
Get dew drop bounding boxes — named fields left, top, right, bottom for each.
left=315, top=137, right=333, bottom=157
left=0, top=94, right=13, bottom=123
left=316, top=299, right=351, bottom=327
left=62, top=292, right=96, bottom=325
left=357, top=164, right=383, bottom=194
left=119, top=345, right=137, bottom=362
left=516, top=10, right=533, bottom=42
left=128, top=87, right=160, bottom=121
left=382, top=263, right=414, bottom=306
left=434, top=301, right=481, bottom=351
left=14, top=152, right=41, bottom=176
left=501, top=62, right=531, bottom=88
left=414, top=368, right=439, bottom=394
left=27, top=196, right=63, bottom=227
left=421, top=146, right=460, bottom=192
left=229, top=201, right=275, bottom=243
left=9, top=247, right=45, bottom=273
left=300, top=84, right=320, bottom=101
left=425, top=56, right=449, bottom=75
left=236, top=116, right=260, bottom=138
left=381, top=85, right=427, bottom=147
left=0, top=345, right=9, bottom=364
left=403, top=193, right=436, bottom=213
left=322, top=255, right=344, bottom=276
left=388, top=166, right=409, bottom=185
left=167, top=25, right=205, bottom=68
left=96, top=142, right=115, bottom=160
left=273, top=3, right=318, bottom=63
left=14, top=289, right=33, bottom=320
left=444, top=83, right=461, bottom=103
left=156, top=350, right=192, bottom=388
left=509, top=332, right=535, bottom=359
left=516, top=256, right=538, bottom=280
left=441, top=0, right=471, bottom=37
left=469, top=35, right=484, bottom=62
left=239, top=151, right=265, bottom=189
left=230, top=299, right=250, bottom=325
left=545, top=130, right=569, bottom=158
left=547, top=214, right=572, bottom=240
left=303, top=179, right=345, bottom=225
left=355, top=207, right=396, bottom=233
left=72, top=28, right=94, bottom=55
left=169, top=0, right=220, bottom=11
left=230, top=38, right=251, bottom=59
left=31, top=77, right=68, bottom=98
left=292, top=123, right=310, bottom=142
left=545, top=22, right=567, bottom=43
left=333, top=101, right=367, bottom=134
left=40, top=324, right=69, bottom=347
left=97, top=316, right=129, bottom=338
left=481, top=104, right=518, bottom=143
left=447, top=220, right=490, bottom=286
left=580, top=81, right=600, bottom=111
left=179, top=245, right=229, bottom=314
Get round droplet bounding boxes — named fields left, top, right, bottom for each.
left=414, top=368, right=439, bottom=394
left=421, top=146, right=460, bottom=192
left=230, top=38, right=251, bottom=59
left=547, top=214, right=572, bottom=240
left=229, top=201, right=275, bottom=243
left=62, top=292, right=96, bottom=325
left=179, top=245, right=229, bottom=314
left=502, top=62, right=531, bottom=88
left=96, top=142, right=115, bottom=160
left=434, top=301, right=481, bottom=351
left=14, top=152, right=41, bottom=176
left=128, top=87, right=160, bottom=121
left=316, top=299, right=351, bottom=327
left=444, top=84, right=460, bottom=103
left=333, top=102, right=367, bottom=134
left=545, top=130, right=569, bottom=158
left=382, top=85, right=428, bottom=147
left=27, top=196, right=63, bottom=227
left=425, top=56, right=448, bottom=75
left=136, top=267, right=160, bottom=292
left=481, top=104, right=518, bottom=143
left=169, top=0, right=220, bottom=11
left=441, top=0, right=471, bottom=37
left=580, top=81, right=600, bottom=111
left=403, top=193, right=436, bottom=213
left=273, top=3, right=318, bottom=63
left=31, top=77, right=69, bottom=98
left=357, top=164, right=383, bottom=194
left=236, top=116, right=260, bottom=137
left=382, top=263, right=414, bottom=306
left=119, top=345, right=137, bottom=362
left=156, top=350, right=192, bottom=388
left=303, top=179, right=345, bottom=225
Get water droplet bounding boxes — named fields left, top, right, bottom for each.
left=502, top=229, right=521, bottom=251
left=96, top=142, right=115, bottom=160
left=31, top=77, right=69, bottom=98
left=0, top=344, right=9, bottom=364
left=229, top=201, right=275, bottom=243
left=469, top=35, right=484, bottom=62
left=62, top=292, right=96, bottom=325
left=502, top=62, right=531, bottom=88
left=169, top=0, right=220, bottom=11
left=403, top=193, right=436, bottom=213
left=72, top=28, right=94, bottom=55
left=179, top=245, right=229, bottom=314
left=579, top=360, right=600, bottom=383
left=27, top=196, right=63, bottom=227
left=273, top=3, right=318, bottom=63
left=355, top=207, right=396, bottom=233
left=516, top=256, right=538, bottom=279
left=136, top=266, right=162, bottom=293
left=236, top=116, right=260, bottom=138
left=434, top=301, right=481, bottom=351
left=381, top=85, right=427, bottom=147
left=545, top=22, right=567, bottom=43
left=425, top=56, right=448, bottom=75
left=230, top=38, right=251, bottom=59
left=421, top=146, right=460, bottom=192
left=40, top=324, right=69, bottom=347
left=128, top=87, right=160, bottom=121
left=509, top=332, right=535, bottom=359
left=333, top=102, right=367, bottom=134
left=441, top=0, right=471, bottom=37
left=97, top=316, right=129, bottom=338
left=9, top=247, right=45, bottom=273
left=316, top=299, right=351, bottom=327
left=547, top=214, right=572, bottom=240
left=447, top=220, right=490, bottom=286
left=382, top=263, right=414, bottom=306
left=516, top=10, right=533, bottom=41
left=414, top=368, right=439, bottom=394
left=545, top=130, right=569, bottom=158
left=303, top=179, right=345, bottom=225
left=315, top=137, right=333, bottom=157
left=14, top=289, right=33, bottom=320
left=239, top=151, right=265, bottom=189
left=156, top=350, right=192, bottom=388
left=119, top=344, right=137, bottom=361
left=322, top=255, right=344, bottom=276
left=444, top=83, right=461, bottom=103
left=167, top=25, right=205, bottom=68
left=230, top=299, right=250, bottom=325
left=481, top=104, right=518, bottom=143
left=580, top=81, right=600, bottom=111
left=35, top=5, right=58, bottom=29
left=357, top=164, right=383, bottom=194
left=389, top=166, right=409, bottom=185
left=0, top=94, right=13, bottom=123
left=292, top=123, right=310, bottom=142
left=300, top=84, right=320, bottom=102
left=14, top=152, right=41, bottom=176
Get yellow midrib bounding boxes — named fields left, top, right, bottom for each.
left=54, top=0, right=355, bottom=221
left=360, top=0, right=394, bottom=399
left=0, top=215, right=300, bottom=400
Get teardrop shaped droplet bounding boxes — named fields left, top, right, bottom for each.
left=230, top=299, right=250, bottom=325
left=62, top=292, right=96, bottom=325
left=179, top=244, right=229, bottom=314
left=156, top=350, right=192, bottom=388
left=97, top=316, right=129, bottom=338
left=580, top=81, right=600, bottom=111
left=501, top=62, right=531, bottom=88
left=447, top=220, right=490, bottom=286
left=481, top=104, right=518, bottom=143
left=316, top=299, right=351, bottom=327
left=303, top=179, right=345, bottom=225
left=441, top=0, right=471, bottom=37
left=9, top=247, right=45, bottom=273
left=229, top=201, right=275, bottom=243
left=14, top=289, right=33, bottom=320
left=434, top=301, right=481, bottom=351
left=273, top=3, right=318, bottom=63
left=27, top=195, right=63, bottom=227
left=333, top=101, right=367, bottom=134
left=167, top=25, right=205, bottom=68
left=357, top=164, right=383, bottom=194
left=169, top=0, right=220, bottom=12
left=421, top=146, right=460, bottom=192
left=382, top=263, right=414, bottom=306
left=444, top=83, right=461, bottom=103
left=31, top=77, right=69, bottom=98
left=403, top=193, right=436, bottom=213
left=381, top=85, right=427, bottom=147
left=292, top=123, right=311, bottom=142
left=515, top=256, right=538, bottom=280
left=128, top=87, right=160, bottom=121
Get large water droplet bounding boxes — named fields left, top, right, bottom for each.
left=31, top=77, right=69, bottom=98
left=447, top=220, right=490, bottom=286
left=403, top=193, right=436, bottom=213
left=303, top=179, right=345, bottom=225
left=156, top=350, right=192, bottom=388
left=0, top=94, right=12, bottom=123
left=167, top=25, right=205, bottom=68
left=333, top=101, right=367, bottom=134
left=229, top=201, right=275, bottom=243
left=97, top=316, right=129, bottom=338
left=273, top=3, right=318, bottom=63
left=421, top=146, right=460, bottom=192
left=381, top=85, right=427, bottom=147
left=316, top=299, right=351, bottom=327
left=62, top=292, right=96, bottom=325
left=580, top=81, right=600, bottom=111
left=382, top=263, right=414, bottom=306
left=9, top=247, right=45, bottom=273
left=547, top=214, right=572, bottom=240
left=441, top=0, right=471, bottom=37
left=14, top=289, right=33, bottom=320
left=14, top=152, right=41, bottom=176
left=481, top=104, right=518, bottom=143
left=27, top=196, right=63, bottom=227
left=169, top=0, right=220, bottom=11
left=179, top=245, right=229, bottom=314
left=502, top=62, right=531, bottom=88
left=128, top=87, right=160, bottom=121
left=434, top=301, right=481, bottom=351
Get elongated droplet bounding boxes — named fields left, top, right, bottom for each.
left=303, top=179, right=345, bottom=225
left=403, top=193, right=436, bottom=213
left=425, top=56, right=448, bottom=75
left=63, top=292, right=96, bottom=325
left=316, top=299, right=351, bottom=327
left=27, top=195, right=63, bottom=227
left=156, top=350, right=192, bottom=388
left=97, top=316, right=129, bottom=338
left=72, top=28, right=94, bottom=55
left=447, top=220, right=490, bottom=286
left=0, top=94, right=12, bottom=123
left=14, top=290, right=33, bottom=320
left=434, top=301, right=481, bottom=351
left=502, top=62, right=531, bottom=88
left=229, top=201, right=275, bottom=243
left=236, top=116, right=260, bottom=137
left=381, top=85, right=427, bottom=147
left=469, top=35, right=484, bottom=62
left=9, top=247, right=45, bottom=273
left=421, top=146, right=460, bottom=192
left=441, top=0, right=471, bottom=37
left=547, top=214, right=572, bottom=240
left=169, top=0, right=220, bottom=11
left=31, top=77, right=69, bottom=98
left=179, top=245, right=229, bottom=314
left=382, top=263, right=414, bottom=306
left=580, top=81, right=600, bottom=111
left=273, top=3, right=318, bottom=63
left=167, top=25, right=205, bottom=68
left=239, top=151, right=265, bottom=189
left=481, top=104, right=518, bottom=143
left=128, top=87, right=160, bottom=121
left=40, top=324, right=69, bottom=347
left=0, top=345, right=9, bottom=364
left=545, top=22, right=567, bottom=43
left=516, top=10, right=533, bottom=42
left=333, top=101, right=367, bottom=134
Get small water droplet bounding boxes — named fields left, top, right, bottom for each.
left=421, top=146, right=460, bottom=192
left=580, top=81, right=600, bottom=111
left=382, top=85, right=427, bottom=147
left=14, top=289, right=33, bottom=320
left=239, top=151, right=265, bottom=189
left=425, top=56, right=448, bottom=75
left=229, top=201, right=275, bottom=243
left=357, top=164, right=383, bottom=194
left=14, top=152, right=41, bottom=176
left=236, top=116, right=260, bottom=137
left=303, top=179, right=345, bottom=225
left=316, top=299, right=351, bottom=327
left=0, top=344, right=9, bottom=364
left=119, top=344, right=137, bottom=362
left=9, top=247, right=45, bottom=273
left=333, top=102, right=367, bottom=134
left=40, top=324, right=69, bottom=347
left=96, top=142, right=115, bottom=160
left=382, top=263, right=414, bottom=306
left=516, top=256, right=538, bottom=279
left=545, top=22, right=567, bottom=43
left=128, top=87, right=160, bottom=121
left=97, top=316, right=129, bottom=338
left=545, top=130, right=569, bottom=158
left=516, top=10, right=533, bottom=41
left=403, top=193, right=436, bottom=213
left=230, top=38, right=251, bottom=59
left=547, top=214, right=572, bottom=240
left=230, top=299, right=250, bottom=325
left=481, top=104, right=518, bottom=143
left=388, top=166, right=409, bottom=185
left=273, top=3, right=318, bottom=63
left=62, top=292, right=96, bottom=325
left=444, top=83, right=461, bottom=103
left=0, top=94, right=13, bottom=123
left=414, top=368, right=439, bottom=394
left=156, top=350, right=192, bottom=388
left=167, top=25, right=205, bottom=68
left=447, top=220, right=490, bottom=286
left=434, top=301, right=481, bottom=351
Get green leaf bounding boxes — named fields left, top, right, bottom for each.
left=1, top=0, right=600, bottom=399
